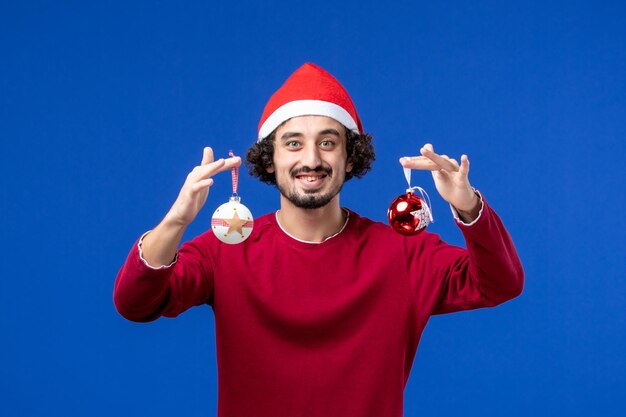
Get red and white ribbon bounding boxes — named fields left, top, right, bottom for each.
left=229, top=150, right=239, bottom=195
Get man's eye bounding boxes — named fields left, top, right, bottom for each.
left=286, top=141, right=301, bottom=148
left=320, top=140, right=335, bottom=148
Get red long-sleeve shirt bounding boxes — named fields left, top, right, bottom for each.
left=114, top=198, right=523, bottom=417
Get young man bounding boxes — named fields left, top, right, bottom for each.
left=114, top=63, right=523, bottom=417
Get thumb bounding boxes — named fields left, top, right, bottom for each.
left=459, top=154, right=470, bottom=176
left=201, top=147, right=214, bottom=165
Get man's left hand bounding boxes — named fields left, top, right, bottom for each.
left=400, top=144, right=480, bottom=221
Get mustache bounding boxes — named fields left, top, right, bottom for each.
left=290, top=166, right=332, bottom=177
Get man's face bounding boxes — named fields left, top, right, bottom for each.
left=268, top=115, right=353, bottom=209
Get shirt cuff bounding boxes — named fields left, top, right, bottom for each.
left=137, top=230, right=178, bottom=270
left=449, top=189, right=484, bottom=226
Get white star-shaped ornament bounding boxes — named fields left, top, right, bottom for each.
left=410, top=206, right=431, bottom=231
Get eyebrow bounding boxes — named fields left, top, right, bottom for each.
left=279, top=129, right=342, bottom=141
left=318, top=128, right=341, bottom=137
left=279, top=132, right=303, bottom=141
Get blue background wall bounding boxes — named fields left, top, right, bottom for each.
left=1, top=1, right=624, bottom=415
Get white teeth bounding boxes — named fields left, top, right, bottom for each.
left=296, top=175, right=324, bottom=183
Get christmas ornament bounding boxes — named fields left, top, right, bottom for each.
left=211, top=151, right=254, bottom=244
left=387, top=167, right=434, bottom=236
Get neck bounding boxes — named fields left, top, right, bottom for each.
left=277, top=195, right=347, bottom=243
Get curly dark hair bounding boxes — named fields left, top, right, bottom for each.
left=245, top=125, right=375, bottom=185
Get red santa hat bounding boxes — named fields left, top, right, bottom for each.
left=257, top=63, right=363, bottom=141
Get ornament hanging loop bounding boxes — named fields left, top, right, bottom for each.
left=229, top=150, right=239, bottom=197
left=403, top=167, right=434, bottom=223
left=407, top=186, right=434, bottom=223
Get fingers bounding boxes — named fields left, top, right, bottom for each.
left=401, top=144, right=461, bottom=172
left=193, top=155, right=242, bottom=180
left=420, top=143, right=459, bottom=172
left=212, top=155, right=241, bottom=173
left=191, top=178, right=214, bottom=193
left=399, top=156, right=440, bottom=171
left=399, top=155, right=458, bottom=171
left=201, top=147, right=214, bottom=165
left=200, top=147, right=241, bottom=174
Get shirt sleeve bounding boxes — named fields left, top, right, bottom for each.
left=113, top=231, right=216, bottom=322
left=419, top=196, right=524, bottom=315
left=448, top=189, right=485, bottom=226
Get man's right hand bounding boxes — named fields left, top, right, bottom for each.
left=165, top=147, right=242, bottom=227
left=140, top=147, right=241, bottom=268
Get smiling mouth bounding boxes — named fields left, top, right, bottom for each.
left=296, top=174, right=327, bottom=182
left=293, top=173, right=328, bottom=191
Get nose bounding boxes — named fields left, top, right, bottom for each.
left=301, top=142, right=322, bottom=169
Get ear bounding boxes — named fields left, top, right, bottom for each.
left=266, top=164, right=275, bottom=174
left=346, top=159, right=353, bottom=173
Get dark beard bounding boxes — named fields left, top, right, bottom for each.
left=282, top=188, right=338, bottom=209
left=277, top=166, right=343, bottom=209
